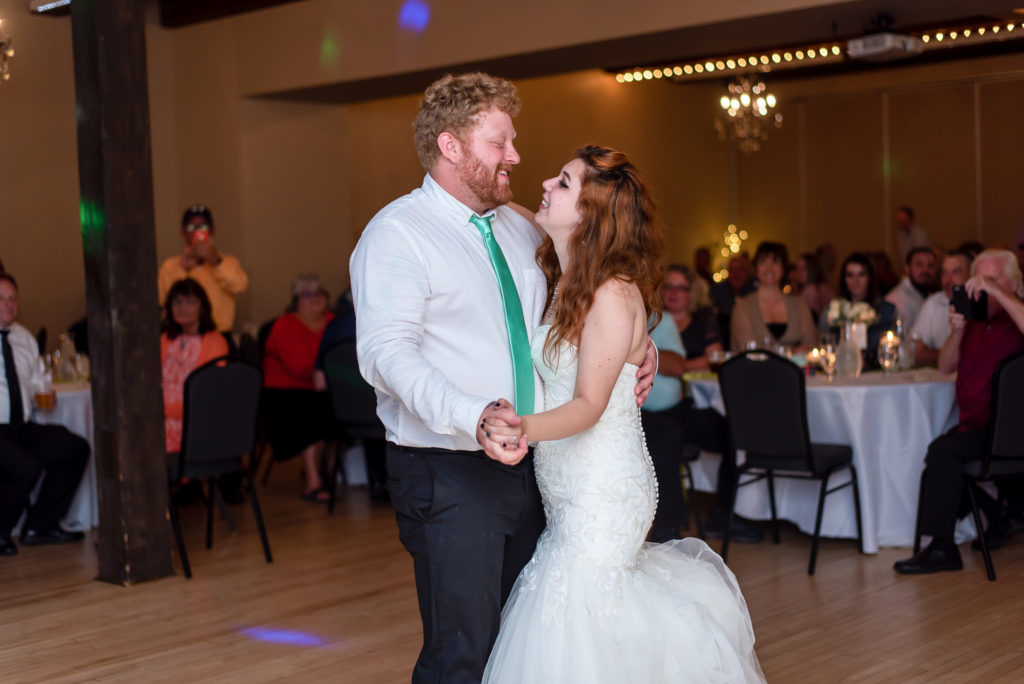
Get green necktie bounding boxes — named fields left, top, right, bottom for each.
left=469, top=214, right=534, bottom=416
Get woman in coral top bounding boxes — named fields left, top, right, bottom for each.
left=161, top=278, right=230, bottom=454
left=263, top=274, right=335, bottom=501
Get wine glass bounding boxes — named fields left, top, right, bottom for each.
left=820, top=343, right=837, bottom=383
left=878, top=338, right=898, bottom=374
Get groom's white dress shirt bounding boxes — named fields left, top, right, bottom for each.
left=351, top=173, right=546, bottom=452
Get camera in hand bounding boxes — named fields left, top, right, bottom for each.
left=951, top=285, right=988, bottom=322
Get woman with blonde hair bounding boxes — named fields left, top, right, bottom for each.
left=662, top=263, right=724, bottom=371
left=482, top=146, right=763, bottom=683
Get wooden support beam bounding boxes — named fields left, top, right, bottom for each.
left=70, top=0, right=174, bottom=584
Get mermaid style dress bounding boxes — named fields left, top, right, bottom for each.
left=482, top=325, right=765, bottom=683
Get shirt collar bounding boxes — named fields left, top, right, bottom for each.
left=422, top=173, right=497, bottom=225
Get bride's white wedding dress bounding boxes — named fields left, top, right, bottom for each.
left=482, top=325, right=765, bottom=683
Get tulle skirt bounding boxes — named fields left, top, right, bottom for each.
left=483, top=537, right=765, bottom=684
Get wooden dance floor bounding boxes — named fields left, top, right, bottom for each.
left=3, top=458, right=1024, bottom=683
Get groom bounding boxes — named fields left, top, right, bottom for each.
left=351, top=73, right=652, bottom=683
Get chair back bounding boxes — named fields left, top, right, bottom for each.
left=718, top=350, right=812, bottom=467
left=179, top=356, right=263, bottom=467
left=322, top=340, right=384, bottom=440
left=987, top=349, right=1024, bottom=461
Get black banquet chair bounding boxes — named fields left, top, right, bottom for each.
left=717, top=350, right=864, bottom=575
left=322, top=339, right=386, bottom=514
left=913, top=349, right=1024, bottom=581
left=167, top=356, right=273, bottom=579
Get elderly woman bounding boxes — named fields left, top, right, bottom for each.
left=161, top=278, right=230, bottom=455
left=662, top=264, right=724, bottom=371
left=263, top=274, right=335, bottom=502
left=730, top=241, right=818, bottom=353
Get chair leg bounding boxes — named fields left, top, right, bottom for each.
left=721, top=463, right=740, bottom=563
left=168, top=501, right=192, bottom=579
left=247, top=474, right=273, bottom=564
left=766, top=470, right=781, bottom=545
left=205, top=479, right=215, bottom=550
left=849, top=465, right=864, bottom=555
left=966, top=483, right=996, bottom=581
left=214, top=488, right=238, bottom=533
left=261, top=453, right=275, bottom=485
left=328, top=441, right=343, bottom=515
left=809, top=473, right=831, bottom=576
left=913, top=468, right=927, bottom=555
left=683, top=463, right=703, bottom=538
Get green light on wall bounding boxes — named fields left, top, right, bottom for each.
left=80, top=199, right=106, bottom=254
left=320, top=26, right=341, bottom=73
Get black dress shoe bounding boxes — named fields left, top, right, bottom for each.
left=893, top=544, right=963, bottom=574
left=20, top=527, right=86, bottom=546
left=0, top=537, right=18, bottom=556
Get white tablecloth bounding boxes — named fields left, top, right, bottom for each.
left=688, top=369, right=959, bottom=552
left=32, top=381, right=97, bottom=531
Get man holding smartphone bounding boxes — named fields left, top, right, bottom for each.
left=911, top=251, right=972, bottom=366
left=157, top=204, right=249, bottom=333
left=895, top=249, right=1024, bottom=574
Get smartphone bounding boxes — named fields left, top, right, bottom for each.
left=951, top=285, right=987, bottom=322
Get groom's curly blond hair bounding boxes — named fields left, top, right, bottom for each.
left=413, top=72, right=521, bottom=171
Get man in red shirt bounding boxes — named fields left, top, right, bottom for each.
left=895, top=249, right=1024, bottom=574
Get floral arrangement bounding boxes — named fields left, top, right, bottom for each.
left=825, top=299, right=878, bottom=326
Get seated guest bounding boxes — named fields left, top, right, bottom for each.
left=0, top=274, right=89, bottom=557
left=868, top=251, right=899, bottom=295
left=312, top=289, right=388, bottom=500
left=263, top=274, right=335, bottom=502
left=158, top=204, right=249, bottom=333
left=894, top=249, right=1024, bottom=574
left=161, top=278, right=230, bottom=455
left=821, top=252, right=898, bottom=362
left=911, top=251, right=972, bottom=367
left=885, top=245, right=937, bottom=330
left=791, top=253, right=835, bottom=324
left=694, top=247, right=714, bottom=286
left=710, top=254, right=755, bottom=346
left=662, top=264, right=723, bottom=372
left=641, top=313, right=761, bottom=544
left=730, top=241, right=818, bottom=353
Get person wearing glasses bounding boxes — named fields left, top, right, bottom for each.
left=158, top=204, right=249, bottom=333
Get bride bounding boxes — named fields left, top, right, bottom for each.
left=481, top=146, right=765, bottom=683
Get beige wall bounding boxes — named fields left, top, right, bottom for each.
left=3, top=0, right=1024, bottom=342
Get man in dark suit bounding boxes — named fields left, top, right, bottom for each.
left=0, top=273, right=90, bottom=556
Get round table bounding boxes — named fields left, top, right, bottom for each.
left=687, top=369, right=959, bottom=552
left=32, top=381, right=97, bottom=531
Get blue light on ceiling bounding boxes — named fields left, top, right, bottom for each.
left=398, top=0, right=430, bottom=33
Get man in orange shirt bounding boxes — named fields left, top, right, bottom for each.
left=158, top=204, right=249, bottom=332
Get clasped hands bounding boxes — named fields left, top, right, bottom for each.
left=475, top=338, right=658, bottom=466
left=477, top=399, right=528, bottom=466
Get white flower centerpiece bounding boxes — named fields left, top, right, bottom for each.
left=825, top=299, right=878, bottom=377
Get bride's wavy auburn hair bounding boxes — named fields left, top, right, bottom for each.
left=538, top=145, right=664, bottom=361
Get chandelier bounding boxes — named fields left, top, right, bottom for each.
left=0, top=17, right=12, bottom=82
left=714, top=76, right=782, bottom=153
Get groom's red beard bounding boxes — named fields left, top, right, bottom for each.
left=459, top=149, right=514, bottom=209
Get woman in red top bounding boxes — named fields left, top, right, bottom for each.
left=161, top=278, right=230, bottom=454
left=263, top=274, right=335, bottom=501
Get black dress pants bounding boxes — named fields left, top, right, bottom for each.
left=387, top=444, right=545, bottom=684
left=0, top=423, right=90, bottom=536
left=642, top=401, right=735, bottom=530
left=919, top=427, right=1024, bottom=542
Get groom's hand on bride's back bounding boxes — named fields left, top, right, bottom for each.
left=477, top=399, right=528, bottom=465
left=634, top=337, right=657, bottom=406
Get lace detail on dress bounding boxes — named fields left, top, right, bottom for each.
left=483, top=325, right=765, bottom=683
left=518, top=325, right=658, bottom=625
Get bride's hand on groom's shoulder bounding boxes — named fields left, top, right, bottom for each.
left=477, top=399, right=528, bottom=466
